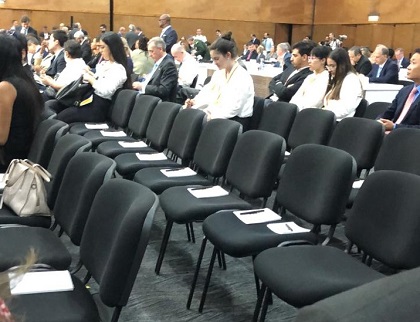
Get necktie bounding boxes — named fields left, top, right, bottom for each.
left=396, top=87, right=418, bottom=124
left=247, top=51, right=252, bottom=60
left=376, top=66, right=383, bottom=78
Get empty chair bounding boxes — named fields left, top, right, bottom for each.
left=9, top=179, right=159, bottom=322
left=0, top=153, right=116, bottom=271
left=363, top=101, right=391, bottom=120
left=248, top=96, right=265, bottom=130
left=353, top=98, right=368, bottom=117
left=258, top=101, right=298, bottom=141
left=253, top=170, right=420, bottom=321
left=133, top=119, right=241, bottom=194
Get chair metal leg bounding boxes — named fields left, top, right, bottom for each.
left=57, top=227, right=64, bottom=237
left=186, top=224, right=191, bottom=242
left=190, top=222, right=195, bottom=243
left=187, top=237, right=208, bottom=309
left=252, top=255, right=260, bottom=297
left=221, top=252, right=227, bottom=270
left=50, top=221, right=58, bottom=231
left=261, top=197, right=268, bottom=208
left=198, top=247, right=218, bottom=313
left=155, top=221, right=174, bottom=275
left=321, top=224, right=337, bottom=246
left=216, top=250, right=222, bottom=268
left=111, top=306, right=122, bottom=322
left=253, top=283, right=267, bottom=322
left=366, top=256, right=373, bottom=267
left=259, top=287, right=271, bottom=322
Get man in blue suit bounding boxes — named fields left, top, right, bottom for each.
left=367, top=45, right=399, bottom=84
left=159, top=14, right=178, bottom=54
left=379, top=50, right=420, bottom=131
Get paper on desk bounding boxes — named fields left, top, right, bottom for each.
left=85, top=123, right=109, bottom=130
left=100, top=130, right=126, bottom=137
left=352, top=180, right=364, bottom=189
left=136, top=153, right=167, bottom=161
left=161, top=168, right=196, bottom=177
left=187, top=186, right=229, bottom=198
left=267, top=222, right=310, bottom=234
left=10, top=270, right=74, bottom=295
left=234, top=208, right=281, bottom=224
left=118, top=141, right=147, bottom=148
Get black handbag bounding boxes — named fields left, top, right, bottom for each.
left=55, top=76, right=94, bottom=107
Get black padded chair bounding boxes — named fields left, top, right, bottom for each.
left=353, top=98, right=368, bottom=118
left=0, top=153, right=116, bottom=271
left=156, top=130, right=286, bottom=274
left=258, top=101, right=298, bottom=141
left=115, top=108, right=204, bottom=179
left=249, top=96, right=265, bottom=130
left=0, top=134, right=92, bottom=228
left=69, top=89, right=137, bottom=136
left=189, top=144, right=356, bottom=312
left=363, top=101, right=391, bottom=120
left=253, top=170, right=420, bottom=321
left=133, top=119, right=241, bottom=194
left=9, top=179, right=159, bottom=322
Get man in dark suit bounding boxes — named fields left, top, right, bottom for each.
left=367, top=45, right=399, bottom=84
left=132, top=37, right=178, bottom=101
left=394, top=48, right=410, bottom=69
left=15, top=15, right=38, bottom=38
left=348, top=46, right=372, bottom=76
left=265, top=41, right=315, bottom=104
left=250, top=34, right=260, bottom=46
left=159, top=14, right=178, bottom=54
left=378, top=50, right=420, bottom=131
left=74, top=31, right=92, bottom=64
left=241, top=42, right=258, bottom=61
left=274, top=42, right=292, bottom=71
left=45, top=29, right=68, bottom=78
left=125, top=24, right=138, bottom=49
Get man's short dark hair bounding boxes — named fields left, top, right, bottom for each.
left=100, top=24, right=107, bottom=29
left=292, top=41, right=316, bottom=57
left=21, top=15, right=30, bottom=23
left=64, top=39, right=82, bottom=58
left=349, top=46, right=362, bottom=56
left=52, top=30, right=68, bottom=47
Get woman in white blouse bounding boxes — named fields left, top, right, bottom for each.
left=323, top=48, right=363, bottom=121
left=290, top=45, right=330, bottom=111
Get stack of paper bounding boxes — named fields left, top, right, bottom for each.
left=161, top=168, right=197, bottom=177
left=233, top=208, right=281, bottom=224
left=100, top=130, right=126, bottom=137
left=352, top=180, right=364, bottom=189
left=118, top=141, right=147, bottom=148
left=266, top=222, right=310, bottom=234
left=187, top=186, right=229, bottom=198
left=85, top=123, right=109, bottom=130
left=136, top=153, right=167, bottom=161
left=9, top=270, right=74, bottom=295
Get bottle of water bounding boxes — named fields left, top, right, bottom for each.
left=259, top=59, right=264, bottom=71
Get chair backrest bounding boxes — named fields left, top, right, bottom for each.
left=127, top=95, right=161, bottom=138
left=353, top=98, right=368, bottom=118
left=363, top=101, right=391, bottom=120
left=145, top=102, right=181, bottom=151
left=258, top=101, right=298, bottom=141
left=54, top=153, right=116, bottom=246
left=109, top=89, right=137, bottom=128
left=80, top=179, right=158, bottom=309
left=166, top=109, right=205, bottom=161
left=27, top=119, right=69, bottom=169
left=46, top=134, right=92, bottom=209
left=277, top=144, right=356, bottom=225
left=248, top=96, right=265, bottom=130
left=328, top=117, right=384, bottom=173
left=193, top=119, right=241, bottom=178
left=346, top=170, right=420, bottom=269
left=287, top=108, right=336, bottom=150
left=226, top=130, right=286, bottom=199
left=374, top=128, right=420, bottom=175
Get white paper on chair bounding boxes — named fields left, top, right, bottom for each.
left=161, top=168, right=197, bottom=177
left=9, top=270, right=74, bottom=295
left=85, top=123, right=109, bottom=130
left=0, top=173, right=4, bottom=190
left=233, top=208, right=281, bottom=224
left=136, top=153, right=167, bottom=161
left=100, top=130, right=126, bottom=137
left=352, top=180, right=364, bottom=189
left=187, top=186, right=229, bottom=198
left=285, top=151, right=291, bottom=156
left=118, top=141, right=147, bottom=148
left=267, top=222, right=310, bottom=234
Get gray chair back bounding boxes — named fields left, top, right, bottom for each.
left=258, top=101, right=298, bottom=141
left=127, top=95, right=161, bottom=138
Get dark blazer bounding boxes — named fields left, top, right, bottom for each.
left=15, top=26, right=38, bottom=38
left=242, top=50, right=258, bottom=61
left=161, top=26, right=178, bottom=54
left=125, top=31, right=138, bottom=49
left=354, top=55, right=372, bottom=76
left=396, top=57, right=410, bottom=69
left=81, top=40, right=92, bottom=64
left=251, top=38, right=261, bottom=46
left=380, top=84, right=420, bottom=129
left=145, top=55, right=178, bottom=101
left=268, top=66, right=312, bottom=102
left=46, top=50, right=66, bottom=78
left=368, top=58, right=399, bottom=84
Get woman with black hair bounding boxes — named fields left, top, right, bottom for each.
left=132, top=35, right=154, bottom=76
left=54, top=32, right=132, bottom=123
left=0, top=33, right=43, bottom=171
left=184, top=32, right=254, bottom=130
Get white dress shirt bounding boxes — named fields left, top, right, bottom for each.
left=194, top=35, right=207, bottom=43
left=290, top=70, right=329, bottom=111
left=178, top=54, right=199, bottom=87
left=55, top=58, right=87, bottom=87
left=93, top=61, right=127, bottom=100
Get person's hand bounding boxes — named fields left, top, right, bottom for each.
left=378, top=118, right=395, bottom=131
left=133, top=81, right=142, bottom=91
left=184, top=98, right=195, bottom=108
left=41, top=75, right=53, bottom=85
left=83, top=72, right=95, bottom=84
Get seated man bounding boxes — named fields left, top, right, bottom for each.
left=132, top=37, right=178, bottom=101
left=348, top=46, right=372, bottom=76
left=378, top=49, right=420, bottom=131
left=241, top=42, right=258, bottom=61
left=187, top=36, right=210, bottom=61
left=367, top=44, right=399, bottom=84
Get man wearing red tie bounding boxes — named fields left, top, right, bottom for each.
left=379, top=49, right=420, bottom=131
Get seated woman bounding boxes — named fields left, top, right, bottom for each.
left=0, top=33, right=43, bottom=171
left=256, top=45, right=266, bottom=63
left=323, top=48, right=363, bottom=121
left=131, top=36, right=154, bottom=77
left=290, top=45, right=330, bottom=111
left=51, top=32, right=132, bottom=123
left=184, top=32, right=254, bottom=130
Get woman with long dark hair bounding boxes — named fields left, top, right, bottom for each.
left=0, top=33, right=43, bottom=171
left=132, top=36, right=154, bottom=76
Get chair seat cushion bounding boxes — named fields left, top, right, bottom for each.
left=254, top=245, right=384, bottom=308
left=69, top=123, right=96, bottom=136
left=160, top=186, right=251, bottom=224
left=0, top=207, right=51, bottom=228
left=203, top=211, right=317, bottom=257
left=0, top=227, right=71, bottom=271
left=133, top=167, right=213, bottom=194
left=96, top=141, right=154, bottom=158
left=9, top=275, right=100, bottom=322
left=83, top=130, right=136, bottom=148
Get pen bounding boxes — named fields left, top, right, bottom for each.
left=239, top=209, right=264, bottom=215
left=190, top=187, right=209, bottom=191
left=285, top=223, right=293, bottom=232
left=164, top=168, right=183, bottom=172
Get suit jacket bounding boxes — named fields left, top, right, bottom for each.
left=251, top=38, right=261, bottom=46
left=395, top=57, right=410, bottom=69
left=15, top=26, right=38, bottom=38
left=161, top=26, right=178, bottom=54
left=46, top=50, right=66, bottom=78
left=145, top=55, right=178, bottom=101
left=242, top=50, right=258, bottom=61
left=381, top=84, right=420, bottom=129
left=268, top=66, right=312, bottom=102
left=81, top=41, right=92, bottom=64
left=368, top=58, right=399, bottom=84
left=125, top=31, right=138, bottom=49
left=354, top=55, right=372, bottom=76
